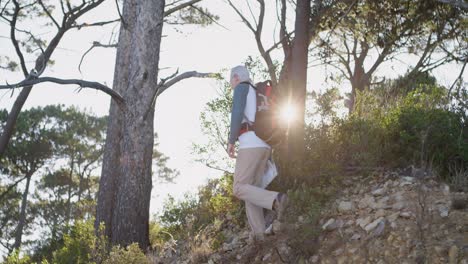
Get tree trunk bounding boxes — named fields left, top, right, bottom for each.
left=96, top=0, right=165, bottom=249
left=66, top=158, right=74, bottom=225
left=12, top=173, right=32, bottom=251
left=349, top=69, right=370, bottom=114
left=286, top=0, right=310, bottom=164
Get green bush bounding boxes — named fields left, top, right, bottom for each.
left=302, top=77, right=466, bottom=181
left=52, top=220, right=98, bottom=264
left=103, top=244, right=149, bottom=264
left=47, top=219, right=149, bottom=264
left=153, top=174, right=244, bottom=249
left=4, top=249, right=32, bottom=264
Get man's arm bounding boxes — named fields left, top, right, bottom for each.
left=228, top=83, right=249, bottom=144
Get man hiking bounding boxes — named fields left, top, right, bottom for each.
left=227, top=65, right=288, bottom=242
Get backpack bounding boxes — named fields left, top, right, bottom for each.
left=240, top=81, right=287, bottom=146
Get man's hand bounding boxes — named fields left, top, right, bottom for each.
left=227, top=143, right=236, bottom=158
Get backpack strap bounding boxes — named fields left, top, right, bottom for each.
left=240, top=81, right=256, bottom=90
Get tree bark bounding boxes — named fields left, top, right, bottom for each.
left=12, top=173, right=32, bottom=251
left=286, top=0, right=310, bottom=163
left=96, top=0, right=165, bottom=249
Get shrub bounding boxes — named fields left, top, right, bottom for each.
left=52, top=220, right=97, bottom=264
left=103, top=244, right=149, bottom=264
left=4, top=249, right=31, bottom=264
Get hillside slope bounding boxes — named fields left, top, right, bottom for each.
left=153, top=170, right=468, bottom=264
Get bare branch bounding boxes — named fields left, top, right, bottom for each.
left=115, top=0, right=126, bottom=29
left=205, top=163, right=233, bottom=174
left=279, top=0, right=290, bottom=54
left=79, top=41, right=117, bottom=72
left=190, top=4, right=228, bottom=30
left=0, top=77, right=124, bottom=104
left=142, top=71, right=219, bottom=120
left=156, top=71, right=219, bottom=97
left=37, top=0, right=60, bottom=29
left=10, top=0, right=28, bottom=76
left=72, top=18, right=120, bottom=30
left=246, top=0, right=258, bottom=28
left=266, top=31, right=294, bottom=55
left=164, top=0, right=203, bottom=17
left=449, top=61, right=466, bottom=96
left=227, top=0, right=256, bottom=33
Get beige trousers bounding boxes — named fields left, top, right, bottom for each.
left=233, top=147, right=278, bottom=235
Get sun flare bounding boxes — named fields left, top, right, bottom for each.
left=279, top=103, right=297, bottom=124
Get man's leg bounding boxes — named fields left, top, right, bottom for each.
left=234, top=147, right=277, bottom=235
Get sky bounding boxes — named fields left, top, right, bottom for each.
left=0, top=0, right=466, bottom=222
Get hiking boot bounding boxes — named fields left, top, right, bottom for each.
left=273, top=193, right=288, bottom=221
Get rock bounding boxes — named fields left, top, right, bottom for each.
left=236, top=254, right=242, bottom=260
left=351, top=233, right=361, bottom=240
left=442, top=184, right=450, bottom=195
left=399, top=212, right=411, bottom=219
left=298, top=215, right=305, bottom=223
left=223, top=237, right=238, bottom=251
left=365, top=217, right=384, bottom=232
left=439, top=206, right=449, bottom=218
left=297, top=257, right=306, bottom=264
left=359, top=195, right=376, bottom=209
left=262, top=252, right=272, bottom=261
left=371, top=220, right=386, bottom=237
left=373, top=197, right=390, bottom=209
left=310, top=255, right=319, bottom=263
left=403, top=176, right=414, bottom=182
left=272, top=219, right=282, bottom=233
left=434, top=246, right=446, bottom=255
left=392, top=201, right=406, bottom=210
left=375, top=209, right=386, bottom=218
left=208, top=260, right=215, bottom=264
left=338, top=201, right=354, bottom=213
left=357, top=216, right=373, bottom=229
left=449, top=245, right=458, bottom=264
left=277, top=242, right=290, bottom=258
left=372, top=188, right=385, bottom=196
left=322, top=218, right=338, bottom=231
left=333, top=247, right=344, bottom=256
left=337, top=256, right=347, bottom=264
left=388, top=212, right=400, bottom=222
left=345, top=219, right=355, bottom=227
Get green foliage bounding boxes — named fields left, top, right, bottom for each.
left=302, top=72, right=466, bottom=184
left=103, top=244, right=149, bottom=264
left=4, top=249, right=31, bottom=264
left=51, top=220, right=99, bottom=264
left=153, top=174, right=244, bottom=249
left=44, top=219, right=148, bottom=264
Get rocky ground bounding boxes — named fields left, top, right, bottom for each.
left=152, top=170, right=468, bottom=264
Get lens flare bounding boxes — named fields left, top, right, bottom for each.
left=280, top=104, right=296, bottom=124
